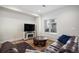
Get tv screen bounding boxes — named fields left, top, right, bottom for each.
left=24, top=24, right=35, bottom=32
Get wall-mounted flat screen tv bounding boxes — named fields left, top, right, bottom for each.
left=24, top=24, right=35, bottom=32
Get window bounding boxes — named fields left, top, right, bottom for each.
left=44, top=19, right=57, bottom=33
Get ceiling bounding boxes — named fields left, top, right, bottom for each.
left=1, top=5, right=65, bottom=17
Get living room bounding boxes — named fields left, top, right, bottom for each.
left=0, top=5, right=79, bottom=53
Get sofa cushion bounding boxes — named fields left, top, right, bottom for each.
left=58, top=35, right=71, bottom=44
left=15, top=42, right=35, bottom=53
left=0, top=41, right=17, bottom=53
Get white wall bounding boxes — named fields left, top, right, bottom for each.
left=36, top=16, right=42, bottom=36
left=37, top=6, right=79, bottom=40
left=0, top=7, right=36, bottom=43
